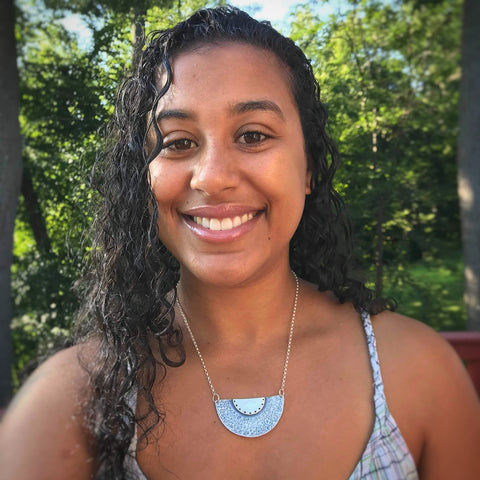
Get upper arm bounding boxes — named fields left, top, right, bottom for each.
left=0, top=346, right=96, bottom=480
left=374, top=312, right=480, bottom=480
left=416, top=331, right=480, bottom=479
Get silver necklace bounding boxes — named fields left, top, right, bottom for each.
left=176, top=272, right=299, bottom=438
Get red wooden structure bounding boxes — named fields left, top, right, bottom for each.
left=441, top=331, right=480, bottom=398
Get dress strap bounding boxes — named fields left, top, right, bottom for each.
left=350, top=311, right=419, bottom=479
left=361, top=310, right=386, bottom=419
left=124, top=389, right=149, bottom=479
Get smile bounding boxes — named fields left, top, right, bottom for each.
left=192, top=213, right=255, bottom=231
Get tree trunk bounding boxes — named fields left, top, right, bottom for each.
left=375, top=193, right=384, bottom=297
left=371, top=115, right=383, bottom=297
left=131, top=7, right=146, bottom=68
left=457, top=0, right=480, bottom=331
left=0, top=0, right=23, bottom=408
left=21, top=164, right=52, bottom=255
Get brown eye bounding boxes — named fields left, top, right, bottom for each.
left=164, top=138, right=196, bottom=151
left=239, top=131, right=267, bottom=144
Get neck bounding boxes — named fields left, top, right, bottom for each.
left=176, top=265, right=298, bottom=347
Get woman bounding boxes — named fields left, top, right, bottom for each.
left=1, top=6, right=479, bottom=480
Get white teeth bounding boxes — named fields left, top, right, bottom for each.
left=210, top=218, right=221, bottom=231
left=220, top=218, right=233, bottom=230
left=191, top=213, right=257, bottom=231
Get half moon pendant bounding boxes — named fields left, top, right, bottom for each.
left=214, top=394, right=284, bottom=438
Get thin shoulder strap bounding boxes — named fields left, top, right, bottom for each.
left=361, top=311, right=387, bottom=415
left=126, top=388, right=139, bottom=455
left=354, top=312, right=419, bottom=479
left=124, top=389, right=149, bottom=479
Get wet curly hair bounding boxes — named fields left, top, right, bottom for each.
left=74, top=6, right=392, bottom=478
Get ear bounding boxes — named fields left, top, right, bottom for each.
left=305, top=154, right=313, bottom=194
left=305, top=169, right=312, bottom=195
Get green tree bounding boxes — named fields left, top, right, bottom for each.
left=12, top=5, right=108, bottom=385
left=290, top=0, right=462, bottom=327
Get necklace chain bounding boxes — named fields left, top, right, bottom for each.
left=176, top=272, right=299, bottom=402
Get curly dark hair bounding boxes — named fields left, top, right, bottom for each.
left=74, top=5, right=392, bottom=478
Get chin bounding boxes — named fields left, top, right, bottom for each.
left=180, top=259, right=263, bottom=288
left=195, top=268, right=252, bottom=288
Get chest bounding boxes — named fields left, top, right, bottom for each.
left=135, top=336, right=381, bottom=480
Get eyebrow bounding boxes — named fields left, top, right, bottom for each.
left=155, top=109, right=195, bottom=122
left=155, top=100, right=285, bottom=122
left=233, top=100, right=285, bottom=120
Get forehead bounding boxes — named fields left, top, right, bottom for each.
left=155, top=42, right=297, bottom=113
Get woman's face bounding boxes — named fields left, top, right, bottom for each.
left=149, top=42, right=311, bottom=286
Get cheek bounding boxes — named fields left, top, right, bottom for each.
left=280, top=152, right=309, bottom=222
left=149, top=161, right=185, bottom=210
left=275, top=150, right=310, bottom=197
left=148, top=165, right=180, bottom=250
left=262, top=154, right=308, bottom=224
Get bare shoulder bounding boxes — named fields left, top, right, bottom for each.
left=0, top=342, right=97, bottom=480
left=372, top=311, right=480, bottom=479
left=371, top=310, right=477, bottom=396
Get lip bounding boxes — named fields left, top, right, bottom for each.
left=181, top=204, right=264, bottom=243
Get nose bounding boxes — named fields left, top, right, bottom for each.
left=190, top=141, right=240, bottom=195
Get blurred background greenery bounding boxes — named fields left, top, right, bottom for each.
left=8, top=0, right=466, bottom=388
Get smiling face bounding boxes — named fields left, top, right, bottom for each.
left=148, top=42, right=311, bottom=286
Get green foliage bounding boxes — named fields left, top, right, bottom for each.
left=290, top=0, right=463, bottom=323
left=45, top=0, right=170, bottom=16
left=384, top=251, right=465, bottom=330
left=145, top=0, right=226, bottom=29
